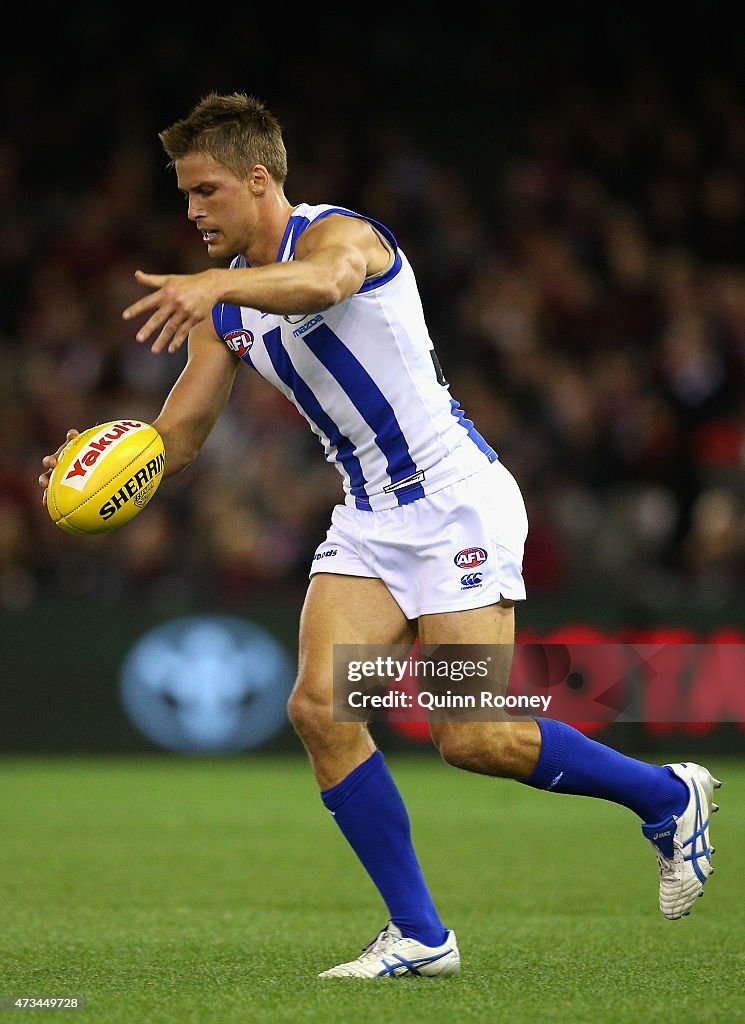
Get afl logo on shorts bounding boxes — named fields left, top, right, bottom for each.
left=454, top=547, right=488, bottom=569
left=225, top=329, right=254, bottom=358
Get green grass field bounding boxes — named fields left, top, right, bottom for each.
left=1, top=753, right=742, bottom=1024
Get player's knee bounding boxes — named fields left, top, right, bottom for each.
left=287, top=684, right=331, bottom=742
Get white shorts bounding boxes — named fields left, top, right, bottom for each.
left=309, top=460, right=528, bottom=619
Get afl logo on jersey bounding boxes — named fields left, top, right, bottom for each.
left=454, top=547, right=488, bottom=569
left=225, top=329, right=254, bottom=358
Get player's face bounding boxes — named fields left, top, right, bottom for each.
left=175, top=153, right=256, bottom=259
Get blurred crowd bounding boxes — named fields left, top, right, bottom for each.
left=2, top=26, right=745, bottom=616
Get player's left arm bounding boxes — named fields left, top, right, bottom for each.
left=122, top=215, right=389, bottom=354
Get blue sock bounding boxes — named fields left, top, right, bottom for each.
left=524, top=718, right=689, bottom=823
left=321, top=750, right=448, bottom=947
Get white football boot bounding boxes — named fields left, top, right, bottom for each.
left=318, top=922, right=460, bottom=978
left=641, top=762, right=721, bottom=920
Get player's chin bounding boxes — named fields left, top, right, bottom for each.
left=206, top=238, right=231, bottom=260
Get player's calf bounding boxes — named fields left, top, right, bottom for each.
left=430, top=719, right=541, bottom=780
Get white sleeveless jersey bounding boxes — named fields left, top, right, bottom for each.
left=212, top=203, right=497, bottom=511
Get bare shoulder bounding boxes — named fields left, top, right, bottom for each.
left=296, top=213, right=391, bottom=277
left=297, top=212, right=376, bottom=250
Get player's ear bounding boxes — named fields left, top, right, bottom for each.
left=249, top=164, right=272, bottom=195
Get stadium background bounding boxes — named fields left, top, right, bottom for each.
left=2, top=11, right=745, bottom=753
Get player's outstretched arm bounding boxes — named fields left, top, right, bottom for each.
left=122, top=215, right=381, bottom=354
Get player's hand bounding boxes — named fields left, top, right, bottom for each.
left=122, top=269, right=222, bottom=354
left=39, top=429, right=79, bottom=506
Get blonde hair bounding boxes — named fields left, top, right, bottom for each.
left=159, top=92, right=287, bottom=184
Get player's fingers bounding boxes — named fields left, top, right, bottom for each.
left=135, top=307, right=177, bottom=344
left=134, top=269, right=168, bottom=287
left=39, top=464, right=53, bottom=504
left=40, top=428, right=79, bottom=502
left=150, top=320, right=180, bottom=355
left=53, top=429, right=79, bottom=459
left=122, top=290, right=166, bottom=323
left=42, top=429, right=77, bottom=469
left=167, top=319, right=196, bottom=353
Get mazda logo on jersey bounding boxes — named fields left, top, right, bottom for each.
left=454, top=547, right=488, bottom=569
left=225, top=329, right=254, bottom=358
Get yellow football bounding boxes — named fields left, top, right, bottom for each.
left=47, top=420, right=165, bottom=535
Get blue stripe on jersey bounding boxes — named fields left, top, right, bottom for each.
left=450, top=399, right=498, bottom=462
left=262, top=327, right=372, bottom=510
left=304, top=324, right=425, bottom=504
left=277, top=214, right=310, bottom=262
